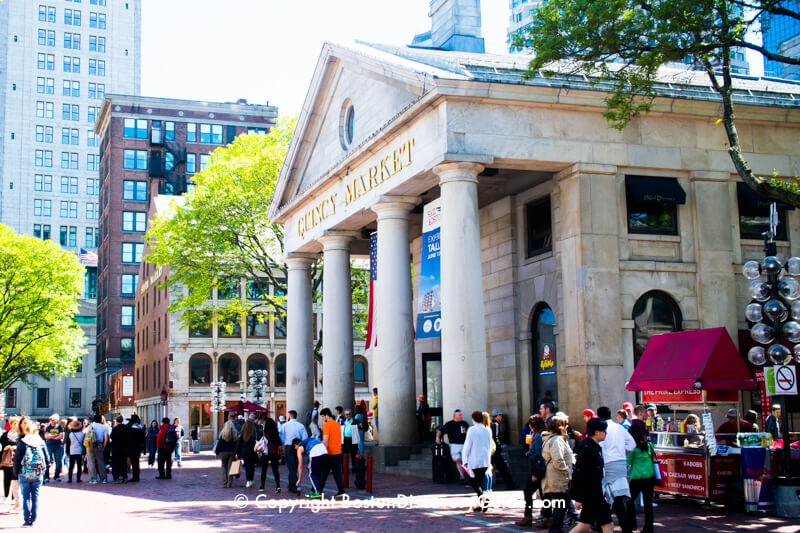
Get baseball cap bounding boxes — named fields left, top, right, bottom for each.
left=278, top=415, right=285, bottom=422
left=726, top=408, right=737, bottom=418
left=622, top=402, right=634, bottom=410
left=583, top=409, right=596, bottom=418
left=418, top=395, right=425, bottom=401
left=491, top=408, right=502, bottom=416
left=646, top=403, right=657, bottom=410
left=237, top=415, right=245, bottom=420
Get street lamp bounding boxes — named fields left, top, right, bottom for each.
left=741, top=205, right=798, bottom=481
left=248, top=369, right=268, bottom=406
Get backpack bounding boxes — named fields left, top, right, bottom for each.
left=21, top=445, right=45, bottom=481
left=305, top=410, right=312, bottom=426
left=164, top=427, right=178, bottom=450
left=530, top=449, right=547, bottom=479
left=83, top=425, right=97, bottom=448
left=358, top=414, right=370, bottom=432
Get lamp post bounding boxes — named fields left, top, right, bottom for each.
left=248, top=369, right=268, bottom=407
left=741, top=205, right=799, bottom=481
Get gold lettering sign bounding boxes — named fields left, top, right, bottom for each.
left=297, top=138, right=414, bottom=240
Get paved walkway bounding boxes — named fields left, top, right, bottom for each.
left=1, top=452, right=797, bottom=532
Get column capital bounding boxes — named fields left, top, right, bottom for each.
left=371, top=196, right=421, bottom=220
left=433, top=162, right=484, bottom=186
left=284, top=253, right=317, bottom=270
left=318, top=230, right=359, bottom=251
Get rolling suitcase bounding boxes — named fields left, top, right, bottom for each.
left=432, top=443, right=449, bottom=484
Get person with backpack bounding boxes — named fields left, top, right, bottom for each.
left=625, top=424, right=657, bottom=533
left=516, top=414, right=547, bottom=527
left=146, top=420, right=159, bottom=467
left=66, top=419, right=84, bottom=483
left=12, top=417, right=50, bottom=527
left=86, top=414, right=108, bottom=484
left=540, top=416, right=574, bottom=533
left=570, top=418, right=613, bottom=533
left=155, top=417, right=176, bottom=480
left=126, top=414, right=146, bottom=482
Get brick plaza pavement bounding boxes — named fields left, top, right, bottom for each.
left=1, top=452, right=798, bottom=532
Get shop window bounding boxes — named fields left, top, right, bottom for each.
left=189, top=312, right=212, bottom=337
left=189, top=354, right=211, bottom=385
left=531, top=303, right=557, bottom=410
left=625, top=176, right=685, bottom=236
left=274, top=313, right=286, bottom=339
left=632, top=291, right=682, bottom=367
left=275, top=354, right=286, bottom=386
left=525, top=195, right=552, bottom=258
left=218, top=314, right=241, bottom=338
left=218, top=354, right=240, bottom=384
left=69, top=388, right=81, bottom=409
left=247, top=354, right=268, bottom=374
left=246, top=313, right=268, bottom=337
left=737, top=182, right=790, bottom=241
left=189, top=402, right=211, bottom=428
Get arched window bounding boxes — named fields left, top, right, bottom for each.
left=275, top=354, right=286, bottom=387
left=354, top=356, right=367, bottom=385
left=632, top=291, right=682, bottom=366
left=189, top=353, right=211, bottom=385
left=218, top=353, right=240, bottom=384
left=247, top=353, right=268, bottom=375
left=531, top=303, right=557, bottom=411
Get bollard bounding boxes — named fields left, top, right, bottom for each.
left=366, top=455, right=373, bottom=493
left=343, top=454, right=349, bottom=488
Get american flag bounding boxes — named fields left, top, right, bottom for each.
left=79, top=248, right=98, bottom=262
left=364, top=232, right=378, bottom=351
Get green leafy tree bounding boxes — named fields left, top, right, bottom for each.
left=145, top=119, right=369, bottom=348
left=515, top=0, right=800, bottom=206
left=0, top=224, right=86, bottom=405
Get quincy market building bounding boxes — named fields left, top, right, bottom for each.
left=269, top=42, right=800, bottom=446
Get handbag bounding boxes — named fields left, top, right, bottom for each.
left=650, top=443, right=662, bottom=481
left=254, top=436, right=267, bottom=453
left=0, top=446, right=14, bottom=468
left=364, top=429, right=374, bottom=442
left=228, top=459, right=242, bottom=477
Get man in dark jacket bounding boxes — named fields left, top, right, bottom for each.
left=489, top=409, right=517, bottom=490
left=155, top=417, right=174, bottom=480
left=126, top=414, right=146, bottom=482
left=110, top=416, right=129, bottom=483
left=570, top=418, right=613, bottom=533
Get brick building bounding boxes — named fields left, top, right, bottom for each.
left=93, top=95, right=277, bottom=405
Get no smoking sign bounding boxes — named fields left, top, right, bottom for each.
left=767, top=365, right=798, bottom=396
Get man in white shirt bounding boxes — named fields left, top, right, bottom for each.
left=597, top=406, right=635, bottom=533
left=280, top=410, right=308, bottom=495
left=88, top=414, right=109, bottom=484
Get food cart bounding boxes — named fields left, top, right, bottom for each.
left=627, top=327, right=757, bottom=502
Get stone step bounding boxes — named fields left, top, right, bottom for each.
left=384, top=464, right=430, bottom=479
left=398, top=458, right=429, bottom=468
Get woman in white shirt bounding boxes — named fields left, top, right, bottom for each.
left=462, top=410, right=495, bottom=512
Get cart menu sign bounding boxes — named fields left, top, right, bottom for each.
left=656, top=453, right=740, bottom=500
left=643, top=389, right=703, bottom=403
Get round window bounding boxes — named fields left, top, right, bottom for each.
left=339, top=100, right=355, bottom=150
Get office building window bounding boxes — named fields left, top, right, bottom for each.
left=85, top=227, right=97, bottom=248
left=88, top=82, right=105, bottom=100
left=123, top=149, right=148, bottom=170
left=36, top=388, right=49, bottom=409
left=60, top=176, right=78, bottom=194
left=87, top=154, right=99, bottom=171
left=62, top=103, right=79, bottom=121
left=165, top=152, right=174, bottom=172
left=121, top=306, right=135, bottom=327
left=122, top=211, right=146, bottom=232
left=625, top=176, right=685, bottom=236
left=86, top=178, right=99, bottom=195
left=198, top=124, right=223, bottom=144
left=87, top=106, right=99, bottom=124
left=89, top=35, right=105, bottom=52
left=88, top=59, right=105, bottom=76
left=85, top=202, right=98, bottom=220
left=64, top=8, right=81, bottom=26
left=63, top=56, right=80, bottom=73
left=89, top=12, right=106, bottom=29
left=5, top=388, right=16, bottom=409
left=36, top=77, right=54, bottom=94
left=62, top=79, right=80, bottom=97
left=123, top=118, right=148, bottom=139
left=121, top=274, right=139, bottom=296
left=165, top=121, right=175, bottom=141
left=60, top=151, right=79, bottom=169
left=123, top=180, right=147, bottom=201
left=199, top=154, right=209, bottom=172
left=34, top=174, right=53, bottom=191
left=34, top=199, right=52, bottom=217
left=35, top=150, right=53, bottom=167
left=187, top=123, right=196, bottom=142
left=36, top=125, right=53, bottom=143
left=36, top=101, right=54, bottom=118
left=60, top=201, right=78, bottom=218
left=38, top=29, right=55, bottom=46
left=87, top=131, right=99, bottom=147
left=61, top=127, right=79, bottom=145
left=90, top=0, right=107, bottom=5
left=122, top=242, right=144, bottom=263
left=37, top=53, right=55, bottom=70
left=186, top=153, right=196, bottom=174
left=64, top=32, right=80, bottom=49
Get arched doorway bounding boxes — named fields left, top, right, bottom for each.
left=632, top=290, right=683, bottom=366
left=531, top=303, right=558, bottom=411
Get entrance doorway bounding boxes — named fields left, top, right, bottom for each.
left=531, top=304, right=558, bottom=411
left=422, top=353, right=443, bottom=432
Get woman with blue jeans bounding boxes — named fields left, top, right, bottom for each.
left=355, top=406, right=366, bottom=455
left=13, top=417, right=50, bottom=527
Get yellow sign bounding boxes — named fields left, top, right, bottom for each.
left=140, top=265, right=164, bottom=294
left=296, top=138, right=415, bottom=240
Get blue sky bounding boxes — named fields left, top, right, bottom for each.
left=140, top=0, right=510, bottom=118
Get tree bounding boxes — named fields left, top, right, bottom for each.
left=145, top=119, right=369, bottom=347
left=514, top=0, right=800, bottom=206
left=0, top=224, right=86, bottom=401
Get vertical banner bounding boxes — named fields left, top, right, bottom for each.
left=755, top=369, right=772, bottom=425
left=364, top=232, right=378, bottom=351
left=416, top=199, right=441, bottom=338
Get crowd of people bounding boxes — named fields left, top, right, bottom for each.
left=1, top=412, right=186, bottom=526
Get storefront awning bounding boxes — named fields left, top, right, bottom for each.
left=627, top=327, right=756, bottom=391
left=737, top=182, right=795, bottom=211
left=625, top=176, right=686, bottom=205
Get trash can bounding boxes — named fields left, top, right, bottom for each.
left=775, top=478, right=800, bottom=518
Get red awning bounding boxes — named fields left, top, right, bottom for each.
left=627, top=327, right=756, bottom=391
left=223, top=401, right=269, bottom=413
